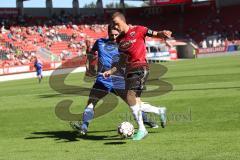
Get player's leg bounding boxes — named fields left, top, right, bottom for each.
left=136, top=96, right=159, bottom=128
left=124, top=70, right=148, bottom=140
left=38, top=75, right=41, bottom=83
left=112, top=74, right=145, bottom=134
left=40, top=71, right=43, bottom=80
left=37, top=70, right=42, bottom=83
left=139, top=99, right=167, bottom=128
left=127, top=90, right=148, bottom=140
left=113, top=87, right=159, bottom=128
left=136, top=69, right=167, bottom=128
left=40, top=70, right=43, bottom=83
left=114, top=84, right=147, bottom=140
left=70, top=83, right=109, bottom=135
left=82, top=83, right=110, bottom=134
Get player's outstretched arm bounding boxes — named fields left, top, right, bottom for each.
left=146, top=29, right=172, bottom=39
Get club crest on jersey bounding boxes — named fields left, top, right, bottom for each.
left=130, top=31, right=136, bottom=37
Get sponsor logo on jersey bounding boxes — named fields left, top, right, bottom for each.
left=119, top=39, right=136, bottom=51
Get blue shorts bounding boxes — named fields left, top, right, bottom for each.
left=36, top=70, right=42, bottom=76
left=92, top=80, right=126, bottom=95
left=94, top=81, right=115, bottom=93
left=96, top=76, right=125, bottom=90
left=88, top=81, right=126, bottom=105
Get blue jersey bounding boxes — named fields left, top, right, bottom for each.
left=92, top=38, right=124, bottom=90
left=34, top=61, right=42, bottom=70
left=34, top=61, right=43, bottom=76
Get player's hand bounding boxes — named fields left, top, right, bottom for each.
left=102, top=70, right=112, bottom=79
left=161, top=30, right=172, bottom=39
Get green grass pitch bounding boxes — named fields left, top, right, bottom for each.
left=0, top=54, right=240, bottom=160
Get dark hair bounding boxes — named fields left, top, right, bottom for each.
left=107, top=23, right=118, bottom=34
left=112, top=12, right=126, bottom=22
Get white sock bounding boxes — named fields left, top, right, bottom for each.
left=141, top=102, right=161, bottom=115
left=130, top=104, right=146, bottom=131
left=86, top=103, right=94, bottom=109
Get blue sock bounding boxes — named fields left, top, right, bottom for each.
left=82, top=107, right=94, bottom=129
left=142, top=112, right=149, bottom=123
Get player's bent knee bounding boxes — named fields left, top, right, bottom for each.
left=126, top=90, right=137, bottom=106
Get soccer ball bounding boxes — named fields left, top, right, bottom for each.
left=117, top=122, right=135, bottom=138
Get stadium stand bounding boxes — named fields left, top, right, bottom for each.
left=0, top=15, right=107, bottom=68
left=0, top=3, right=240, bottom=70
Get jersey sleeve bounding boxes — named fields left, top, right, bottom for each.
left=91, top=40, right=98, bottom=53
left=87, top=40, right=99, bottom=58
left=138, top=26, right=148, bottom=38
left=86, top=40, right=99, bottom=77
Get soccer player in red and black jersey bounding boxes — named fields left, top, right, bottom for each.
left=103, top=12, right=172, bottom=140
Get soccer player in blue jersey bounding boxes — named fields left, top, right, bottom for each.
left=34, top=57, right=43, bottom=83
left=70, top=25, right=162, bottom=135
